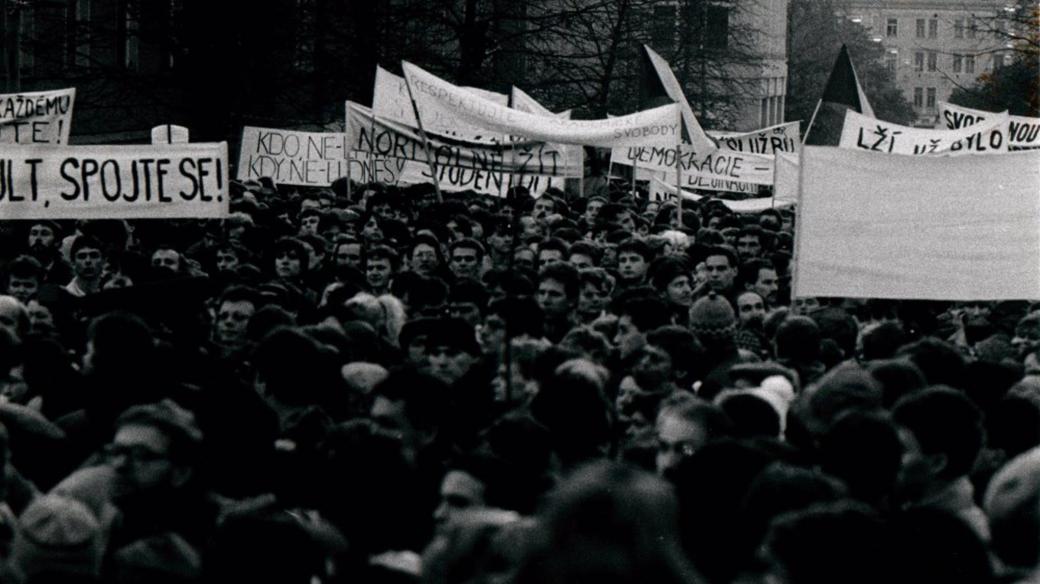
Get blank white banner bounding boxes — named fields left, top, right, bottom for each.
left=794, top=146, right=1040, bottom=300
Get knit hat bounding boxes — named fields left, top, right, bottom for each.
left=10, top=494, right=105, bottom=578
left=688, top=291, right=736, bottom=339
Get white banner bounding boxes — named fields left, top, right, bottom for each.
left=237, top=126, right=350, bottom=187
left=345, top=102, right=581, bottom=177
left=349, top=152, right=558, bottom=198
left=151, top=124, right=190, bottom=144
left=611, top=144, right=775, bottom=185
left=510, top=87, right=571, bottom=119
left=374, top=66, right=507, bottom=144
left=0, top=143, right=229, bottom=219
left=643, top=45, right=717, bottom=154
left=795, top=146, right=1040, bottom=300
left=774, top=152, right=799, bottom=205
left=0, top=88, right=75, bottom=145
left=403, top=62, right=682, bottom=148
left=839, top=110, right=1011, bottom=155
left=652, top=177, right=793, bottom=212
left=939, top=101, right=1040, bottom=149
left=708, top=121, right=801, bottom=155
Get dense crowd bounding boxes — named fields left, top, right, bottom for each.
left=0, top=174, right=1035, bottom=583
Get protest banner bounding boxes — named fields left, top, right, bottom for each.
left=237, top=126, right=350, bottom=187
left=773, top=152, right=799, bottom=205
left=0, top=142, right=228, bottom=219
left=938, top=101, right=1040, bottom=149
left=642, top=45, right=717, bottom=154
left=403, top=62, right=682, bottom=148
left=151, top=125, right=190, bottom=144
left=510, top=87, right=571, bottom=119
left=348, top=151, right=558, bottom=197
left=794, top=146, right=1040, bottom=300
left=345, top=102, right=582, bottom=177
left=374, top=66, right=506, bottom=144
left=0, top=88, right=75, bottom=145
left=839, top=110, right=1011, bottom=156
left=611, top=144, right=775, bottom=185
left=708, top=121, right=801, bottom=155
left=651, top=177, right=793, bottom=212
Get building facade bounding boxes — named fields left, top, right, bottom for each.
left=835, top=0, right=1012, bottom=126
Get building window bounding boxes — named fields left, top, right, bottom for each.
left=927, top=51, right=937, bottom=71
left=885, top=50, right=898, bottom=73
left=927, top=87, right=936, bottom=109
left=967, top=16, right=976, bottom=38
left=953, top=54, right=963, bottom=73
left=915, top=51, right=924, bottom=72
left=928, top=18, right=938, bottom=38
left=887, top=17, right=898, bottom=37
left=914, top=87, right=923, bottom=108
left=954, top=18, right=964, bottom=38
left=74, top=0, right=91, bottom=68
left=966, top=54, right=976, bottom=73
left=916, top=18, right=925, bottom=38
left=122, top=0, right=140, bottom=71
left=761, top=98, right=769, bottom=127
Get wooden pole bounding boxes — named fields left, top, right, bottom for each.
left=403, top=74, right=444, bottom=203
left=802, top=99, right=823, bottom=145
left=675, top=143, right=683, bottom=225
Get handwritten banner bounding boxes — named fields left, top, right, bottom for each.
left=708, top=121, right=801, bottom=155
left=346, top=102, right=581, bottom=177
left=510, top=87, right=571, bottom=119
left=0, top=88, right=75, bottom=145
left=0, top=143, right=228, bottom=219
left=403, top=62, right=682, bottom=148
left=349, top=152, right=559, bottom=198
left=839, top=110, right=1011, bottom=156
left=939, top=101, right=1040, bottom=149
left=237, top=127, right=350, bottom=187
left=611, top=144, right=775, bottom=185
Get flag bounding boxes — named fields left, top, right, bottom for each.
left=642, top=45, right=717, bottom=153
left=805, top=44, right=875, bottom=145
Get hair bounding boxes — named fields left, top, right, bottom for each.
left=703, top=245, right=738, bottom=269
left=450, top=237, right=486, bottom=261
left=449, top=280, right=489, bottom=312
left=538, top=237, right=570, bottom=260
left=560, top=326, right=613, bottom=364
left=568, top=241, right=601, bottom=265
left=648, top=256, right=691, bottom=292
left=738, top=258, right=774, bottom=290
left=896, top=337, right=967, bottom=390
left=578, top=267, right=615, bottom=296
left=538, top=262, right=581, bottom=301
left=617, top=238, right=653, bottom=262
left=363, top=244, right=401, bottom=271
left=217, top=285, right=263, bottom=310
left=818, top=410, right=903, bottom=505
left=487, top=296, right=544, bottom=339
left=656, top=393, right=734, bottom=441
left=617, top=295, right=673, bottom=333
left=6, top=255, right=43, bottom=282
left=71, top=235, right=104, bottom=258
left=774, top=316, right=821, bottom=363
left=892, top=386, right=985, bottom=481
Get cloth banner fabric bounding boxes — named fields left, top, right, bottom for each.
left=238, top=127, right=350, bottom=187
left=642, top=45, right=717, bottom=154
left=938, top=101, right=1040, bottom=149
left=0, top=143, right=229, bottom=219
left=708, top=121, right=801, bottom=155
left=345, top=102, right=582, bottom=177
left=151, top=125, right=190, bottom=144
left=0, top=88, right=75, bottom=145
left=348, top=152, right=560, bottom=198
left=794, top=146, right=1040, bottom=300
left=402, top=62, right=682, bottom=148
left=510, top=87, right=571, bottom=119
left=633, top=165, right=759, bottom=195
left=839, top=110, right=1011, bottom=156
left=611, top=144, right=775, bottom=186
left=651, top=177, right=793, bottom=213
left=773, top=152, right=799, bottom=205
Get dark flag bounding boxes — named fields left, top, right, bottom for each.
left=805, top=44, right=876, bottom=145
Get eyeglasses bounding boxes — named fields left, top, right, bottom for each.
left=102, top=444, right=169, bottom=465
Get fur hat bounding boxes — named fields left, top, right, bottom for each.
left=688, top=292, right=736, bottom=339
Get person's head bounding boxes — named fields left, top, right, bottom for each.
left=735, top=226, right=764, bottom=259
left=774, top=315, right=821, bottom=363
left=27, top=221, right=60, bottom=254
left=648, top=256, right=693, bottom=309
left=272, top=237, right=309, bottom=280
left=449, top=238, right=485, bottom=281
left=616, top=238, right=652, bottom=283
left=513, top=246, right=536, bottom=272
left=481, top=296, right=544, bottom=356
left=583, top=196, right=606, bottom=226
left=532, top=196, right=557, bottom=219
left=333, top=236, right=363, bottom=271
left=151, top=245, right=182, bottom=274
left=213, top=241, right=249, bottom=274
left=578, top=268, right=614, bottom=319
left=299, top=207, right=322, bottom=235
left=370, top=367, right=451, bottom=459
left=984, top=447, right=1040, bottom=573
left=425, top=317, right=481, bottom=385
left=892, top=386, right=985, bottom=502
left=536, top=237, right=569, bottom=270
left=818, top=410, right=903, bottom=505
left=410, top=233, right=444, bottom=277
left=1012, top=311, right=1040, bottom=360
left=71, top=235, right=104, bottom=282
left=740, top=258, right=779, bottom=306
left=735, top=290, right=767, bottom=328
left=213, top=286, right=261, bottom=349
left=702, top=245, right=738, bottom=293
left=614, top=295, right=673, bottom=352
left=448, top=280, right=488, bottom=327
left=5, top=255, right=42, bottom=304
left=567, top=241, right=600, bottom=270
left=537, top=262, right=580, bottom=320
left=0, top=295, right=29, bottom=341
left=655, top=394, right=732, bottom=477
left=105, top=399, right=203, bottom=500
left=363, top=245, right=399, bottom=292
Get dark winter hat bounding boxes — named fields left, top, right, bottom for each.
left=425, top=317, right=481, bottom=356
left=10, top=494, right=105, bottom=578
left=688, top=291, right=737, bottom=339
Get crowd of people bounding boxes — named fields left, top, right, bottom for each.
left=0, top=173, right=1035, bottom=583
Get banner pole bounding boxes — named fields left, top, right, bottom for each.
left=802, top=99, right=823, bottom=145
left=675, top=143, right=683, bottom=224
left=403, top=75, right=444, bottom=204
left=578, top=147, right=585, bottom=198
left=631, top=158, right=638, bottom=201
